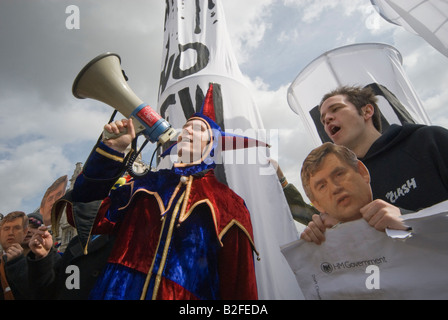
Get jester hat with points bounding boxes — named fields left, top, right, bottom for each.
left=161, top=83, right=269, bottom=175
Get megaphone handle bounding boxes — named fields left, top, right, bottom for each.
left=102, top=117, right=146, bottom=140
left=102, top=128, right=127, bottom=140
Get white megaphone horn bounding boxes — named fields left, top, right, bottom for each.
left=72, top=52, right=176, bottom=144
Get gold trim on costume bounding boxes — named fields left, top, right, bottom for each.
left=179, top=176, right=193, bottom=221
left=117, top=180, right=167, bottom=215
left=95, top=147, right=125, bottom=162
left=139, top=179, right=187, bottom=300
left=151, top=191, right=186, bottom=300
left=180, top=199, right=259, bottom=259
left=162, top=182, right=183, bottom=217
left=140, top=208, right=168, bottom=300
left=219, top=219, right=260, bottom=259
left=179, top=199, right=218, bottom=234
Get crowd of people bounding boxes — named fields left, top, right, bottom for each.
left=2, top=84, right=448, bottom=300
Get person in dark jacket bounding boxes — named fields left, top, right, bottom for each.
left=270, top=158, right=319, bottom=226
left=358, top=123, right=448, bottom=211
left=0, top=211, right=32, bottom=300
left=27, top=224, right=115, bottom=300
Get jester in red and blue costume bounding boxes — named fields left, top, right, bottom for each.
left=59, top=84, right=266, bottom=300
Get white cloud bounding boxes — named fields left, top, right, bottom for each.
left=222, top=0, right=274, bottom=64
left=0, top=92, right=111, bottom=213
left=0, top=139, right=71, bottom=214
left=282, top=0, right=363, bottom=23
left=391, top=27, right=448, bottom=126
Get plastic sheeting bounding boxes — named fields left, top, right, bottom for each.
left=287, top=43, right=431, bottom=146
left=372, top=0, right=448, bottom=58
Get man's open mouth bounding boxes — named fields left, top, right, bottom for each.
left=329, top=125, right=341, bottom=136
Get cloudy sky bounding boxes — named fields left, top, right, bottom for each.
left=1, top=0, right=447, bottom=215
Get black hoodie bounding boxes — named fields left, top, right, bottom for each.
left=360, top=123, right=448, bottom=211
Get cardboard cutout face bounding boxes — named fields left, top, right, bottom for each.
left=309, top=153, right=372, bottom=222
left=40, top=175, right=68, bottom=226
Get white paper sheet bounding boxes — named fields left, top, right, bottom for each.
left=281, top=201, right=448, bottom=299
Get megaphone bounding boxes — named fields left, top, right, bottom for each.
left=72, top=52, right=176, bottom=145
